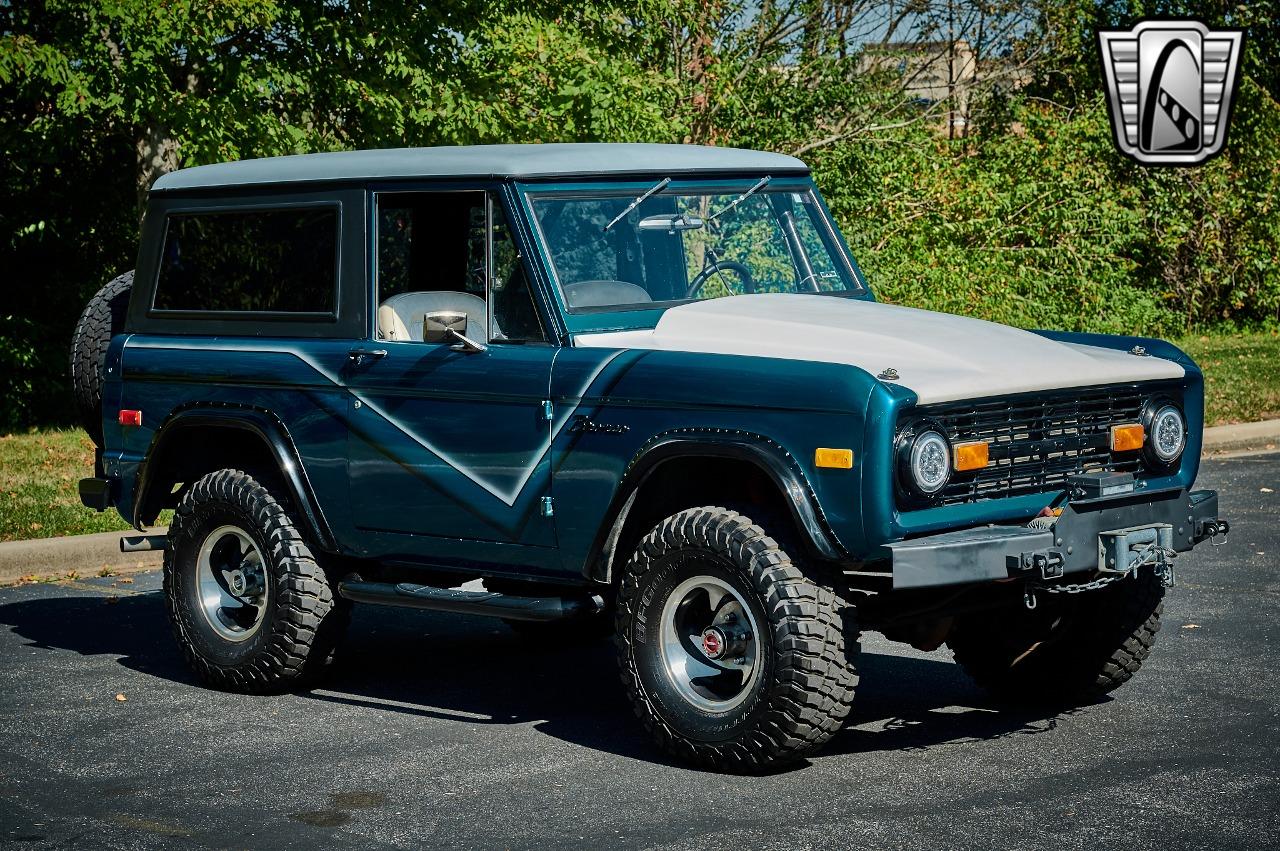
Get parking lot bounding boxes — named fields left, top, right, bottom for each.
left=1, top=454, right=1277, bottom=849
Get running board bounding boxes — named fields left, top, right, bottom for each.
left=337, top=581, right=604, bottom=623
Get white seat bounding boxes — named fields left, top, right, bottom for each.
left=379, top=291, right=487, bottom=343
left=376, top=305, right=412, bottom=341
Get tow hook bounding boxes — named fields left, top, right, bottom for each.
left=1195, top=518, right=1230, bottom=544
left=1024, top=527, right=1182, bottom=610
left=1013, top=549, right=1065, bottom=580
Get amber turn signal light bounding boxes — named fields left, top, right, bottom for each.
left=952, top=440, right=989, bottom=471
left=1111, top=423, right=1145, bottom=452
left=814, top=448, right=854, bottom=469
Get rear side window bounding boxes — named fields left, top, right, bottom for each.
left=153, top=207, right=338, bottom=314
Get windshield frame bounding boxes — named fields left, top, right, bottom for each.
left=516, top=175, right=871, bottom=335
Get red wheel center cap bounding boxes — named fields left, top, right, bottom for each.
left=701, top=628, right=725, bottom=660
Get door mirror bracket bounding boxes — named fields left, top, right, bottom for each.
left=446, top=327, right=488, bottom=354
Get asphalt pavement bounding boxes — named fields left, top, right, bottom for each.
left=1, top=455, right=1277, bottom=850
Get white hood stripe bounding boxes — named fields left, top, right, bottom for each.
left=574, top=294, right=1183, bottom=404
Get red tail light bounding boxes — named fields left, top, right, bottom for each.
left=118, top=409, right=142, bottom=427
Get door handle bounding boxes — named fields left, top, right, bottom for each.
left=347, top=347, right=388, bottom=366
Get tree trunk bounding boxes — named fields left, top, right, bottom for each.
left=679, top=1, right=725, bottom=146
left=136, top=126, right=180, bottom=219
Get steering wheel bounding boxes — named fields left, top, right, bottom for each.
left=686, top=260, right=757, bottom=299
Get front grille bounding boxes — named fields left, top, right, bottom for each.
left=909, top=383, right=1176, bottom=506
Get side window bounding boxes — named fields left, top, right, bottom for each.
left=154, top=207, right=337, bottom=313
left=375, top=192, right=545, bottom=344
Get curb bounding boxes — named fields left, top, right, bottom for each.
left=1202, top=418, right=1280, bottom=455
left=0, top=528, right=166, bottom=586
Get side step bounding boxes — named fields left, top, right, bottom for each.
left=337, top=581, right=604, bottom=623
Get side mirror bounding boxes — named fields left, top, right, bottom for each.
left=637, top=213, right=704, bottom=234
left=423, top=310, right=487, bottom=353
left=423, top=310, right=467, bottom=344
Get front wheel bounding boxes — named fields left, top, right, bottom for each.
left=947, top=570, right=1165, bottom=704
left=616, top=506, right=859, bottom=772
left=164, top=469, right=349, bottom=693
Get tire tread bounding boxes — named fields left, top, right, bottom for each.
left=69, top=271, right=134, bottom=446
left=616, top=506, right=859, bottom=771
left=948, top=571, right=1164, bottom=702
left=163, top=469, right=348, bottom=694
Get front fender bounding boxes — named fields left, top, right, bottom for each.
left=582, top=429, right=847, bottom=583
left=548, top=347, right=885, bottom=579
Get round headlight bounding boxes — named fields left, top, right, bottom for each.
left=910, top=430, right=951, bottom=495
left=1149, top=404, right=1186, bottom=462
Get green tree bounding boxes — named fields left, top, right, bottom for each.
left=1, top=0, right=1277, bottom=432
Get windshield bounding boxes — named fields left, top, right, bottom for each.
left=527, top=182, right=862, bottom=313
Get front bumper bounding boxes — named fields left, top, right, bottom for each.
left=887, top=487, right=1224, bottom=589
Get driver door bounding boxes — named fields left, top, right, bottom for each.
left=344, top=189, right=557, bottom=549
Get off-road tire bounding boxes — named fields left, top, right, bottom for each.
left=164, top=469, right=348, bottom=693
left=947, top=570, right=1165, bottom=704
left=616, top=506, right=859, bottom=772
left=69, top=271, right=134, bottom=446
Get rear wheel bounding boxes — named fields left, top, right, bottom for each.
left=947, top=570, right=1165, bottom=704
left=616, top=506, right=859, bottom=772
left=164, top=469, right=348, bottom=693
left=69, top=271, right=133, bottom=446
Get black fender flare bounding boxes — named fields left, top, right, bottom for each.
left=132, top=404, right=336, bottom=552
left=587, top=429, right=848, bottom=583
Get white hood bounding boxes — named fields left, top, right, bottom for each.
left=573, top=294, right=1183, bottom=404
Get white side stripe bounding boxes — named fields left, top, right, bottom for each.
left=128, top=340, right=625, bottom=508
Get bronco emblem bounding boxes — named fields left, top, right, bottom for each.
left=1098, top=19, right=1244, bottom=166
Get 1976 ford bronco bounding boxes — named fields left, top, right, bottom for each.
left=72, top=143, right=1228, bottom=771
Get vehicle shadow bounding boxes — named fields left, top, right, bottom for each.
left=0, top=592, right=1083, bottom=767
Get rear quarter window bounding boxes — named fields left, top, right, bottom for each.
left=153, top=207, right=338, bottom=314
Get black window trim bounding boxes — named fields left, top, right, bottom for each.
left=147, top=198, right=343, bottom=321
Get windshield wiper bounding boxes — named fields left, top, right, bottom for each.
left=602, top=177, right=672, bottom=233
left=706, top=175, right=771, bottom=222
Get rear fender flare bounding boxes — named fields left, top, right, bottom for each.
left=132, top=404, right=336, bottom=552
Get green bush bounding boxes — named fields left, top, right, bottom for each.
left=813, top=88, right=1280, bottom=336
left=2, top=2, right=1278, bottom=430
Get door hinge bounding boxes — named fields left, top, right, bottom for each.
left=540, top=496, right=555, bottom=517
left=541, top=399, right=554, bottom=421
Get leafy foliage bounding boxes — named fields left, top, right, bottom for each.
left=1, top=0, right=1278, bottom=429
left=0, top=428, right=155, bottom=541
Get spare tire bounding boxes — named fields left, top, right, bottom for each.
left=69, top=271, right=134, bottom=446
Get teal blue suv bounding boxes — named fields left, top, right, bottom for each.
left=71, top=144, right=1227, bottom=771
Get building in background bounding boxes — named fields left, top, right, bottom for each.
left=860, top=39, right=1029, bottom=136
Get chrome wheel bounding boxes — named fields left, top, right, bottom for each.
left=658, top=575, right=762, bottom=712
left=195, top=524, right=268, bottom=642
